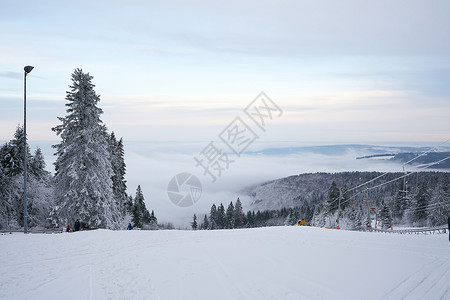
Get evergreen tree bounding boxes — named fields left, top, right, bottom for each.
left=191, top=214, right=198, bottom=230
left=29, top=147, right=50, bottom=181
left=427, top=179, right=450, bottom=226
left=0, top=127, right=54, bottom=229
left=393, top=180, right=408, bottom=223
left=379, top=200, right=393, bottom=229
left=412, top=183, right=428, bottom=226
left=327, top=181, right=340, bottom=213
left=1, top=126, right=31, bottom=177
left=202, top=214, right=209, bottom=230
left=149, top=210, right=157, bottom=223
left=52, top=69, right=120, bottom=229
left=246, top=211, right=254, bottom=227
left=108, top=132, right=127, bottom=216
left=225, top=201, right=235, bottom=229
left=0, top=163, right=13, bottom=229
left=216, top=203, right=225, bottom=229
left=125, top=195, right=134, bottom=214
left=341, top=184, right=350, bottom=210
left=348, top=206, right=362, bottom=230
left=209, top=204, right=217, bottom=229
left=132, top=185, right=151, bottom=228
left=233, top=198, right=244, bottom=228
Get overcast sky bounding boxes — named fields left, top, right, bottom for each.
left=1, top=0, right=449, bottom=145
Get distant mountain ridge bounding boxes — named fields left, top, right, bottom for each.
left=247, top=144, right=450, bottom=156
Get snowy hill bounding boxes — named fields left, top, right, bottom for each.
left=1, top=227, right=449, bottom=300
left=244, top=171, right=450, bottom=213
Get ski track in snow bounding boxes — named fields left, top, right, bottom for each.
left=382, top=257, right=450, bottom=299
left=1, top=227, right=449, bottom=300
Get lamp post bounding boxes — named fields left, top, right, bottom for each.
left=23, top=65, right=34, bottom=234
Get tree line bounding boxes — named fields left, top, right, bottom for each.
left=192, top=198, right=315, bottom=230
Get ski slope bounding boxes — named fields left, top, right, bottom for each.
left=1, top=226, right=449, bottom=300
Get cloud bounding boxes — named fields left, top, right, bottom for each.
left=0, top=72, right=22, bottom=80
left=121, top=141, right=429, bottom=227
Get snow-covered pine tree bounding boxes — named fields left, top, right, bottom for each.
left=216, top=203, right=225, bottom=229
left=379, top=200, right=393, bottom=229
left=233, top=198, right=244, bottom=228
left=427, top=178, right=450, bottom=226
left=0, top=128, right=54, bottom=229
left=341, top=184, right=350, bottom=210
left=191, top=214, right=198, bottom=230
left=209, top=204, right=217, bottom=229
left=51, top=69, right=121, bottom=229
left=327, top=181, right=340, bottom=213
left=0, top=163, right=12, bottom=229
left=108, top=132, right=127, bottom=217
left=202, top=214, right=209, bottom=230
left=225, top=201, right=235, bottom=229
left=411, top=182, right=428, bottom=226
left=392, top=180, right=408, bottom=223
left=1, top=126, right=30, bottom=177
left=147, top=210, right=158, bottom=230
left=125, top=195, right=134, bottom=214
left=131, top=185, right=153, bottom=229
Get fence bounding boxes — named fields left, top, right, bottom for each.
left=361, top=225, right=448, bottom=235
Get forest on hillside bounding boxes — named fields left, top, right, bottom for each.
left=194, top=171, right=449, bottom=231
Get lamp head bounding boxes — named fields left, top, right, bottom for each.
left=24, top=66, right=34, bottom=74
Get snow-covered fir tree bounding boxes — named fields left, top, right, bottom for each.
left=209, top=204, right=217, bottom=229
left=131, top=185, right=152, bottom=228
left=233, top=198, right=244, bottom=228
left=392, top=180, right=408, bottom=223
left=347, top=206, right=362, bottom=230
left=427, top=179, right=450, bottom=226
left=225, top=201, right=235, bottom=229
left=216, top=203, right=225, bottom=229
left=147, top=210, right=158, bottom=230
left=108, top=132, right=127, bottom=216
left=191, top=214, right=198, bottom=230
left=202, top=214, right=209, bottom=230
left=379, top=200, right=393, bottom=229
left=0, top=127, right=54, bottom=229
left=51, top=69, right=121, bottom=229
left=327, top=181, right=340, bottom=213
left=411, top=182, right=428, bottom=226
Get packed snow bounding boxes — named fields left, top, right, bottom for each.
left=1, top=226, right=449, bottom=300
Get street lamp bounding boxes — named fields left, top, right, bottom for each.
left=23, top=65, right=34, bottom=234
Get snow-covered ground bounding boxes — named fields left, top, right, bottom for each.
left=1, top=226, right=449, bottom=300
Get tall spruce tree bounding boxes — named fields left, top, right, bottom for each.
left=52, top=69, right=121, bottom=229
left=234, top=198, right=244, bottom=228
left=393, top=180, right=408, bottom=223
left=209, top=204, right=217, bottom=229
left=412, top=183, right=428, bottom=226
left=379, top=200, right=393, bottom=229
left=327, top=181, right=340, bottom=213
left=191, top=214, right=198, bottom=230
left=108, top=132, right=127, bottom=215
left=132, top=185, right=151, bottom=228
left=202, top=214, right=209, bottom=230
left=225, top=201, right=235, bottom=229
left=217, top=203, right=225, bottom=229
left=427, top=179, right=450, bottom=226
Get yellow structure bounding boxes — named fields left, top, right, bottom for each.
left=296, top=219, right=306, bottom=226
